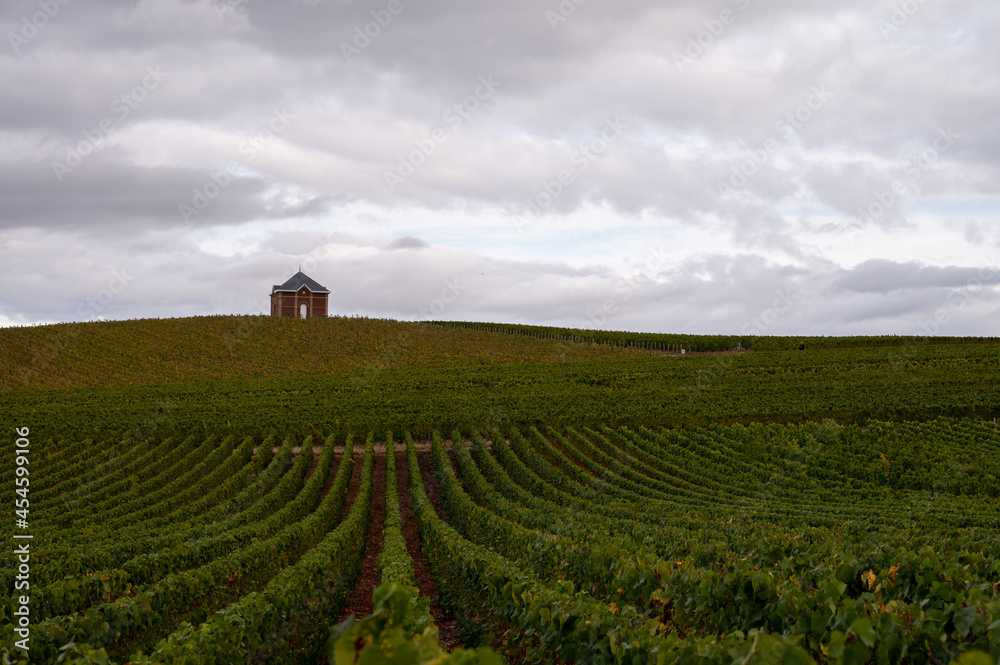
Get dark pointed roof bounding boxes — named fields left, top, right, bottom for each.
left=271, top=271, right=330, bottom=294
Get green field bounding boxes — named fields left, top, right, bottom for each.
left=2, top=317, right=999, bottom=664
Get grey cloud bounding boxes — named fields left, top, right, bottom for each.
left=831, top=259, right=1000, bottom=294
left=1, top=0, right=999, bottom=333
left=0, top=155, right=337, bottom=232
left=385, top=236, right=428, bottom=250
left=2, top=224, right=998, bottom=337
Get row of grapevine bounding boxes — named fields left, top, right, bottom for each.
left=327, top=433, right=501, bottom=664
left=123, top=436, right=377, bottom=663
left=424, top=420, right=1000, bottom=664
left=3, top=416, right=998, bottom=663
left=2, top=430, right=369, bottom=663
left=7, top=341, right=999, bottom=440
left=0, top=435, right=287, bottom=597
left=19, top=435, right=282, bottom=589
left=428, top=319, right=999, bottom=352
left=409, top=431, right=815, bottom=664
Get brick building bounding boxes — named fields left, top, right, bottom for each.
left=270, top=271, right=329, bottom=319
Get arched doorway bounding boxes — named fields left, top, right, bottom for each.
left=299, top=303, right=308, bottom=319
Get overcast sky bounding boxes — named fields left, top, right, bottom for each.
left=1, top=0, right=998, bottom=336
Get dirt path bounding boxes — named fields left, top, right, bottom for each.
left=337, top=450, right=366, bottom=526
left=282, top=441, right=436, bottom=455
left=396, top=449, right=462, bottom=649
left=318, top=453, right=343, bottom=502
left=416, top=450, right=451, bottom=521
left=414, top=443, right=531, bottom=660
left=300, top=450, right=321, bottom=485
left=546, top=433, right=599, bottom=480
left=337, top=453, right=386, bottom=623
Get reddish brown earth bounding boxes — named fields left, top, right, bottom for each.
left=300, top=450, right=320, bottom=485
left=414, top=445, right=544, bottom=663
left=318, top=453, right=342, bottom=502
left=339, top=451, right=365, bottom=515
left=396, top=449, right=462, bottom=649
left=547, top=434, right=599, bottom=479
left=415, top=450, right=446, bottom=520
left=331, top=449, right=462, bottom=649
left=337, top=453, right=386, bottom=623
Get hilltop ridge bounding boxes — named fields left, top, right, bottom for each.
left=0, top=315, right=648, bottom=392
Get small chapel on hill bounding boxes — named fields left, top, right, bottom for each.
left=270, top=270, right=329, bottom=319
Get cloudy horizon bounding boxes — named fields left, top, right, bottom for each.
left=2, top=0, right=998, bottom=337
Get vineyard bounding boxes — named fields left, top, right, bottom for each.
left=2, top=420, right=1000, bottom=663
left=429, top=321, right=999, bottom=353
left=2, top=316, right=995, bottom=394
left=2, top=317, right=1000, bottom=663
left=0, top=316, right=651, bottom=392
